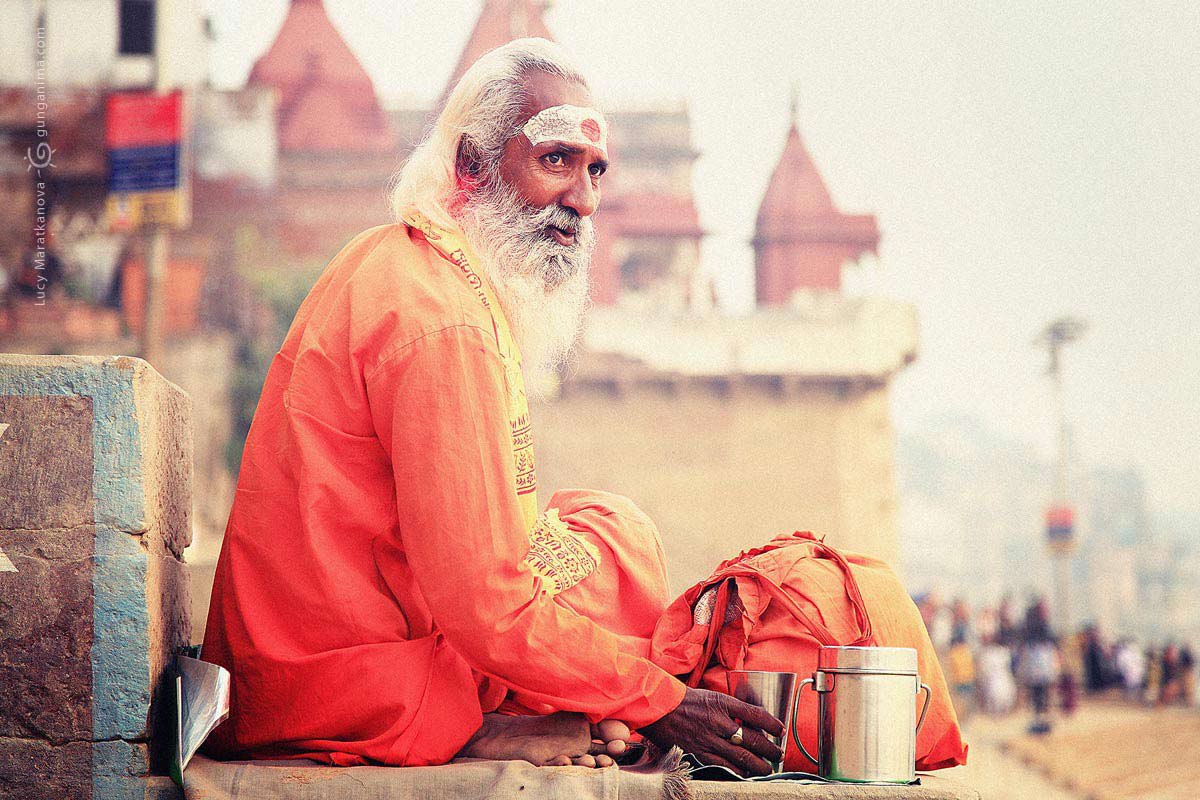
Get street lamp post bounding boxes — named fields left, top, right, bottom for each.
left=1035, top=316, right=1087, bottom=637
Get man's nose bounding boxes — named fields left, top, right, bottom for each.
left=560, top=172, right=599, bottom=218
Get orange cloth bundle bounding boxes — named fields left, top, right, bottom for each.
left=649, top=531, right=968, bottom=771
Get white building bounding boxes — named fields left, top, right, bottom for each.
left=0, top=0, right=210, bottom=89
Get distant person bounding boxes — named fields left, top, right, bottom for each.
left=951, top=597, right=973, bottom=647
left=1160, top=644, right=1184, bottom=706
left=1023, top=598, right=1053, bottom=642
left=998, top=595, right=1021, bottom=647
left=1082, top=625, right=1108, bottom=693
left=929, top=596, right=954, bottom=654
left=1115, top=639, right=1146, bottom=702
left=975, top=605, right=998, bottom=644
left=1017, top=605, right=1059, bottom=734
left=977, top=632, right=1017, bottom=714
left=1058, top=633, right=1082, bottom=715
left=947, top=632, right=976, bottom=719
left=1143, top=646, right=1163, bottom=705
left=1179, top=645, right=1195, bottom=706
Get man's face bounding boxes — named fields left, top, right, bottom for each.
left=496, top=71, right=609, bottom=248
left=452, top=71, right=605, bottom=375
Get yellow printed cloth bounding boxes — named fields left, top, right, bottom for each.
left=402, top=209, right=539, bottom=531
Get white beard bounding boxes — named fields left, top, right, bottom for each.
left=455, top=178, right=594, bottom=379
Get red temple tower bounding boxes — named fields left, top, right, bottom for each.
left=438, top=0, right=556, bottom=108
left=247, top=0, right=398, bottom=256
left=752, top=97, right=879, bottom=303
left=247, top=0, right=392, bottom=153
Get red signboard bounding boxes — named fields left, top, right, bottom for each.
left=1046, top=505, right=1076, bottom=551
left=105, top=90, right=183, bottom=149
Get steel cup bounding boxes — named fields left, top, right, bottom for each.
left=726, top=669, right=798, bottom=773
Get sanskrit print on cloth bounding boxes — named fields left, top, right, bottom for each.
left=402, top=209, right=540, bottom=532
left=497, top=489, right=673, bottom=717
left=523, top=508, right=600, bottom=596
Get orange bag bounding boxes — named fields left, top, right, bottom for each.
left=649, top=531, right=967, bottom=771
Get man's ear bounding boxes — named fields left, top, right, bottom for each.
left=455, top=137, right=484, bottom=181
left=451, top=137, right=485, bottom=211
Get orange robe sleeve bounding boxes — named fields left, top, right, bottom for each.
left=366, top=323, right=686, bottom=728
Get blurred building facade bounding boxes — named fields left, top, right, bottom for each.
left=0, top=0, right=210, bottom=89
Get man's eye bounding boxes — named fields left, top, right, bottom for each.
left=589, top=164, right=607, bottom=177
left=544, top=153, right=565, bottom=166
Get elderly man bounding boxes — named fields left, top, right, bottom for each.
left=203, top=38, right=781, bottom=775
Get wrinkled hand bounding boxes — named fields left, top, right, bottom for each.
left=639, top=686, right=784, bottom=777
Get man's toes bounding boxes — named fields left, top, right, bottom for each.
left=605, top=738, right=627, bottom=757
left=571, top=754, right=597, bottom=768
left=546, top=755, right=572, bottom=767
left=595, top=754, right=615, bottom=767
left=593, top=719, right=631, bottom=744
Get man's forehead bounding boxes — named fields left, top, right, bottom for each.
left=521, top=104, right=609, bottom=158
left=514, top=71, right=607, bottom=158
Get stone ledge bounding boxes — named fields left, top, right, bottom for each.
left=689, top=773, right=980, bottom=799
left=179, top=756, right=981, bottom=800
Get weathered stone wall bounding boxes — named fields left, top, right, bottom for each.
left=0, top=354, right=192, bottom=800
left=533, top=376, right=902, bottom=592
left=0, top=333, right=237, bottom=644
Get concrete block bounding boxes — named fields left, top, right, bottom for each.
left=0, top=354, right=193, bottom=796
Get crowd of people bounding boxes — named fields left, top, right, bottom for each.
left=915, top=593, right=1196, bottom=732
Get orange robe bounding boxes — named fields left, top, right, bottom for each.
left=202, top=223, right=685, bottom=766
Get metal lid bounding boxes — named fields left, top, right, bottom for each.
left=816, top=646, right=918, bottom=674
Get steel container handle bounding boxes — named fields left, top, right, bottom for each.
left=916, top=682, right=932, bottom=734
left=790, top=677, right=819, bottom=767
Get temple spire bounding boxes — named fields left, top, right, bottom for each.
left=751, top=95, right=880, bottom=302
left=246, top=0, right=392, bottom=152
left=436, top=1, right=556, bottom=109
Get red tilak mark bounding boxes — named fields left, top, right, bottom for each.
left=580, top=118, right=601, bottom=143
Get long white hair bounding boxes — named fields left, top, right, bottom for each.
left=390, top=38, right=589, bottom=228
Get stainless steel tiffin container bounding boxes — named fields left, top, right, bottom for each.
left=792, top=646, right=932, bottom=783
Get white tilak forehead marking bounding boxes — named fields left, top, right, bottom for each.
left=520, top=104, right=609, bottom=156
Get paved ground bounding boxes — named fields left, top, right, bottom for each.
left=942, top=711, right=1080, bottom=800
left=944, top=701, right=1200, bottom=800
left=1001, top=701, right=1200, bottom=800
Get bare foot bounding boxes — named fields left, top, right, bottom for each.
left=458, top=712, right=592, bottom=766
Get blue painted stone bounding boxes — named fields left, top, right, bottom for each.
left=0, top=355, right=192, bottom=797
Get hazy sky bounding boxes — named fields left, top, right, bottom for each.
left=207, top=1, right=1200, bottom=521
